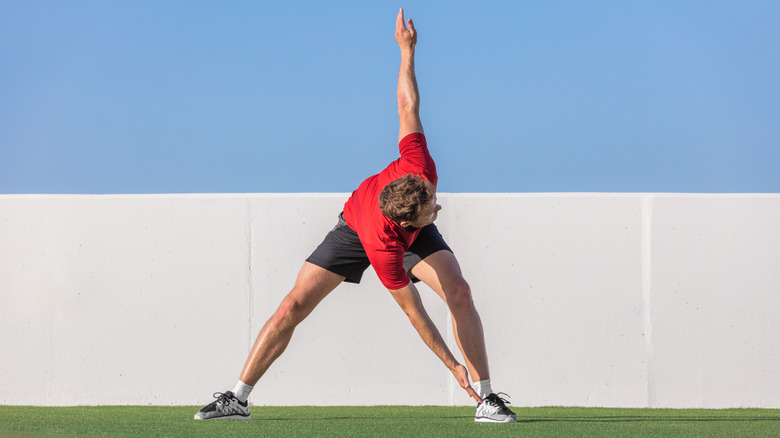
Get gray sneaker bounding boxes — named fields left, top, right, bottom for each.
left=475, top=393, right=517, bottom=423
left=194, top=391, right=250, bottom=420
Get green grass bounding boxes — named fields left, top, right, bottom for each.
left=1, top=406, right=779, bottom=438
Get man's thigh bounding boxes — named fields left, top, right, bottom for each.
left=404, top=223, right=453, bottom=283
left=283, top=261, right=346, bottom=319
left=409, top=249, right=468, bottom=299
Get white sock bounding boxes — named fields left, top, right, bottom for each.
left=473, top=379, right=493, bottom=399
left=232, top=380, right=253, bottom=403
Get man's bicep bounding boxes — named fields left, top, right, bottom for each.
left=387, top=281, right=420, bottom=313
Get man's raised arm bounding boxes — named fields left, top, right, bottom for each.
left=395, top=8, right=423, bottom=141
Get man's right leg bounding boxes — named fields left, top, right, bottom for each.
left=194, top=262, right=344, bottom=420
left=240, top=261, right=345, bottom=386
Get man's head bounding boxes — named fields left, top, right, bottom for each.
left=379, top=174, right=441, bottom=228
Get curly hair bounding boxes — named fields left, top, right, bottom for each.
left=378, top=174, right=435, bottom=223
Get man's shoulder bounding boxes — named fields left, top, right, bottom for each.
left=399, top=132, right=426, bottom=148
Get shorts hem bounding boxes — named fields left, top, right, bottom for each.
left=305, top=256, right=361, bottom=284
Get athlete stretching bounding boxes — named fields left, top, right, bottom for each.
left=195, top=9, right=516, bottom=423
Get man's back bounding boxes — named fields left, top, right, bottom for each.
left=342, top=132, right=437, bottom=290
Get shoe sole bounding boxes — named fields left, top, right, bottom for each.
left=475, top=416, right=517, bottom=423
left=194, top=414, right=251, bottom=420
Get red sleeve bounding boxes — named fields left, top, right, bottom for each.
left=397, top=133, right=437, bottom=186
left=366, top=242, right=411, bottom=290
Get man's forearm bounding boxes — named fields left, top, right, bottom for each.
left=408, top=305, right=459, bottom=370
left=390, top=283, right=458, bottom=371
left=397, top=49, right=420, bottom=116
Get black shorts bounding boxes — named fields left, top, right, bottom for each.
left=305, top=212, right=452, bottom=285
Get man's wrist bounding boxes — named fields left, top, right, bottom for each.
left=444, top=356, right=460, bottom=371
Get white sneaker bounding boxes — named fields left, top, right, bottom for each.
left=475, top=393, right=517, bottom=423
left=194, top=391, right=251, bottom=420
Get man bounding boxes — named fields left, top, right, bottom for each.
left=195, top=8, right=516, bottom=423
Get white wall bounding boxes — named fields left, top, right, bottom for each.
left=1, top=194, right=778, bottom=408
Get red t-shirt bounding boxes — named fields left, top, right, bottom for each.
left=342, top=132, right=437, bottom=290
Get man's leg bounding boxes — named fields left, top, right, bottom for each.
left=195, top=261, right=344, bottom=420
left=240, top=261, right=345, bottom=385
left=410, top=250, right=489, bottom=382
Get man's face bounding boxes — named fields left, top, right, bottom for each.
left=404, top=195, right=441, bottom=228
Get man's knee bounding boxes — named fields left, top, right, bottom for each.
left=273, top=295, right=307, bottom=328
left=446, top=278, right=474, bottom=311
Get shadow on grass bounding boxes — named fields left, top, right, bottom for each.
left=255, top=414, right=780, bottom=424
left=522, top=416, right=780, bottom=423
left=257, top=415, right=473, bottom=421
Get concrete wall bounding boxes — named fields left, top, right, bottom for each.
left=0, top=194, right=778, bottom=408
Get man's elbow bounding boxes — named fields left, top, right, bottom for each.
left=397, top=100, right=419, bottom=116
left=398, top=96, right=420, bottom=114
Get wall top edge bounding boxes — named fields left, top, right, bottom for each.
left=439, top=193, right=780, bottom=198
left=0, top=193, right=779, bottom=200
left=0, top=193, right=351, bottom=200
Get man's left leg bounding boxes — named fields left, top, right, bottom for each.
left=410, top=249, right=517, bottom=423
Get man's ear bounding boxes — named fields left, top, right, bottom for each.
left=399, top=220, right=411, bottom=228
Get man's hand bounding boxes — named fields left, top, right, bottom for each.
left=451, top=363, right=483, bottom=404
left=395, top=8, right=417, bottom=51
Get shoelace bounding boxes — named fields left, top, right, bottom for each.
left=485, top=392, right=512, bottom=408
left=211, top=392, right=233, bottom=406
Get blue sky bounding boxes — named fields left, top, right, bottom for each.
left=2, top=0, right=778, bottom=194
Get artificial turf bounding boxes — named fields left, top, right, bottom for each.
left=1, top=405, right=779, bottom=437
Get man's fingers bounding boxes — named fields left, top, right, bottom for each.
left=453, top=364, right=482, bottom=403
left=459, top=378, right=482, bottom=403
left=396, top=8, right=406, bottom=32
left=407, top=18, right=415, bottom=33
left=467, top=386, right=483, bottom=404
